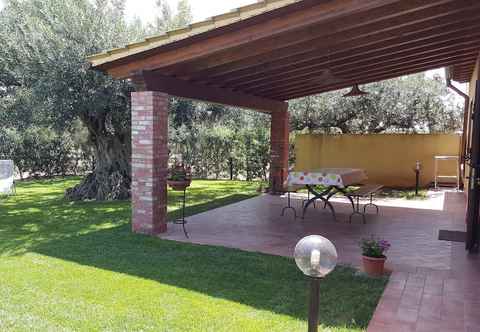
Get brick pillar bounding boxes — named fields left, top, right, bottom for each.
left=270, top=109, right=289, bottom=194
left=131, top=91, right=169, bottom=235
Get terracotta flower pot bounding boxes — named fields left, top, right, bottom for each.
left=167, top=179, right=191, bottom=191
left=362, top=255, right=386, bottom=276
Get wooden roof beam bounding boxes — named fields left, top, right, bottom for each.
left=161, top=0, right=462, bottom=78
left=231, top=35, right=480, bottom=91
left=266, top=56, right=478, bottom=99
left=274, top=60, right=476, bottom=99
left=239, top=43, right=480, bottom=93
left=252, top=49, right=480, bottom=96
left=191, top=4, right=480, bottom=83
left=267, top=58, right=477, bottom=100
left=219, top=23, right=480, bottom=88
left=132, top=71, right=287, bottom=113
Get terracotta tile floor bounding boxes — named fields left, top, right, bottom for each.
left=162, top=190, right=480, bottom=332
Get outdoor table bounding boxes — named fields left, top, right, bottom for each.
left=287, top=168, right=367, bottom=221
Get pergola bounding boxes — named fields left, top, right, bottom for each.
left=88, top=0, right=480, bottom=237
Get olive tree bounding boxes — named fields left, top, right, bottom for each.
left=0, top=0, right=192, bottom=200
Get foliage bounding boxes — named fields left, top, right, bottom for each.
left=0, top=0, right=141, bottom=199
left=0, top=126, right=91, bottom=178
left=0, top=178, right=387, bottom=331
left=360, top=236, right=391, bottom=258
left=0, top=0, right=195, bottom=200
left=168, top=163, right=191, bottom=181
left=169, top=102, right=272, bottom=181
left=289, top=74, right=463, bottom=134
left=149, top=0, right=192, bottom=33
left=378, top=188, right=429, bottom=200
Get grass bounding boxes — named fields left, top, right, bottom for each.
left=377, top=188, right=429, bottom=200
left=0, top=178, right=387, bottom=331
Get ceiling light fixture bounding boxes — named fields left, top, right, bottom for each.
left=343, top=84, right=369, bottom=97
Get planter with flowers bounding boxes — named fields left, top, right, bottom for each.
left=167, top=163, right=192, bottom=191
left=360, top=236, right=391, bottom=276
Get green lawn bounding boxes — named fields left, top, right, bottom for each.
left=0, top=178, right=387, bottom=331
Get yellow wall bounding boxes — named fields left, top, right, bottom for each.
left=295, top=134, right=461, bottom=188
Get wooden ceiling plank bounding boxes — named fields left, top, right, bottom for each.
left=195, top=9, right=480, bottom=84
left=238, top=42, right=480, bottom=93
left=231, top=35, right=480, bottom=91
left=158, top=0, right=463, bottom=77
left=251, top=49, right=480, bottom=95
left=273, top=59, right=476, bottom=100
left=273, top=58, right=477, bottom=99
left=266, top=56, right=477, bottom=98
left=266, top=57, right=477, bottom=99
left=221, top=25, right=480, bottom=88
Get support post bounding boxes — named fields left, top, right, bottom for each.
left=270, top=109, right=289, bottom=194
left=308, top=277, right=321, bottom=332
left=131, top=91, right=169, bottom=235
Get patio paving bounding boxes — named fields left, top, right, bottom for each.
left=164, top=190, right=466, bottom=271
left=163, top=189, right=480, bottom=332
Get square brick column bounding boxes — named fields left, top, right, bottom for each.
left=131, top=91, right=169, bottom=235
left=270, top=109, right=289, bottom=194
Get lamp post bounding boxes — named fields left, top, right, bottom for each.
left=294, top=235, right=338, bottom=332
left=414, top=161, right=421, bottom=196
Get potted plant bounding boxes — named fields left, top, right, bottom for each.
left=167, top=163, right=192, bottom=191
left=360, top=236, right=390, bottom=276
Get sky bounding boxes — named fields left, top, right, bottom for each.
left=0, top=0, right=256, bottom=18
left=125, top=0, right=256, bottom=23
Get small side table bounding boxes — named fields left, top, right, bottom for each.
left=434, top=156, right=460, bottom=190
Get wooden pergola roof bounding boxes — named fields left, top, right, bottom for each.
left=88, top=0, right=480, bottom=113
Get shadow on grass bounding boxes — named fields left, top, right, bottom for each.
left=1, top=178, right=386, bottom=330
left=31, top=224, right=386, bottom=329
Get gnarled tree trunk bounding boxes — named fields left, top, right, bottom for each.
left=65, top=114, right=131, bottom=201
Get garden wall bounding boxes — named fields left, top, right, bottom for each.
left=295, top=134, right=461, bottom=188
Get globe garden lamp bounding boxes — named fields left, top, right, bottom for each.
left=294, top=235, right=338, bottom=332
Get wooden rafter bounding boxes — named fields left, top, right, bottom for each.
left=246, top=48, right=480, bottom=96
left=268, top=58, right=477, bottom=100
left=233, top=39, right=480, bottom=92
left=183, top=3, right=480, bottom=83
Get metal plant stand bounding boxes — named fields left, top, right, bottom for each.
left=172, top=188, right=189, bottom=238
